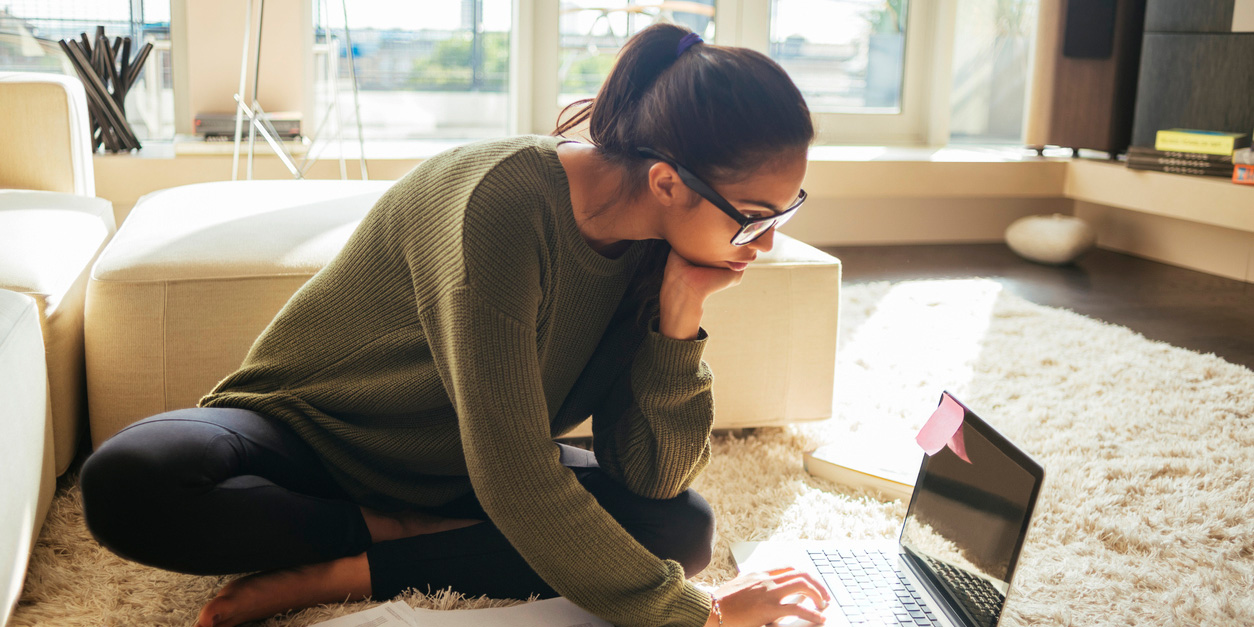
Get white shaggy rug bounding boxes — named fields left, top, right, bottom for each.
left=12, top=280, right=1254, bottom=626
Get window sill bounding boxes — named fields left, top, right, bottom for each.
left=101, top=138, right=1075, bottom=163
left=93, top=141, right=1251, bottom=235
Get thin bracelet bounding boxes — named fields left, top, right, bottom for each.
left=710, top=595, right=724, bottom=626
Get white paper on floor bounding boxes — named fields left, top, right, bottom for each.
left=311, top=597, right=612, bottom=627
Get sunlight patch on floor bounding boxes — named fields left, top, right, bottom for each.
left=829, top=278, right=1004, bottom=439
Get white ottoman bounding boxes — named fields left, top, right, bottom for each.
left=0, top=288, right=55, bottom=626
left=86, top=181, right=841, bottom=447
left=0, top=190, right=115, bottom=475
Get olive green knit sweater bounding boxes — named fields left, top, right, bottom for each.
left=199, top=135, right=715, bottom=627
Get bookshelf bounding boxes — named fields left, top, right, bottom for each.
left=1064, top=158, right=1254, bottom=233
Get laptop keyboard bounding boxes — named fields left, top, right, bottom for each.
left=920, top=556, right=1003, bottom=627
left=808, top=549, right=940, bottom=627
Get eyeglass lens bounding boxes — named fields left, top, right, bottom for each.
left=733, top=204, right=800, bottom=245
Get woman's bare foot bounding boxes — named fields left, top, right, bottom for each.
left=359, top=506, right=483, bottom=543
left=194, top=553, right=371, bottom=627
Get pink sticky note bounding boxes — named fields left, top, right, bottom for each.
left=915, top=393, right=971, bottom=463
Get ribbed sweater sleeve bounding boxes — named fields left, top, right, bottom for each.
left=579, top=313, right=715, bottom=500
left=543, top=249, right=715, bottom=502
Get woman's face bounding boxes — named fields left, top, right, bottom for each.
left=664, top=151, right=808, bottom=270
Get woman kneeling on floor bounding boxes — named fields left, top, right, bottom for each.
left=79, top=23, right=829, bottom=627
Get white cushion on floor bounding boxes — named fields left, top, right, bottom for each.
left=1005, top=213, right=1096, bottom=265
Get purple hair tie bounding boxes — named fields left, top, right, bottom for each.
left=676, top=32, right=703, bottom=57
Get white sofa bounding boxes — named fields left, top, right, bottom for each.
left=0, top=289, right=54, bottom=626
left=0, top=73, right=118, bottom=616
left=0, top=190, right=115, bottom=472
left=84, top=180, right=843, bottom=447
left=1, top=73, right=117, bottom=476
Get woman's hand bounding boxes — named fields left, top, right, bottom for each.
left=658, top=249, right=745, bottom=341
left=705, top=567, right=831, bottom=627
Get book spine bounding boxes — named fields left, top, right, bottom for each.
left=1127, top=162, right=1234, bottom=177
left=1155, top=130, right=1245, bottom=156
left=1127, top=147, right=1233, bottom=164
left=1127, top=156, right=1233, bottom=168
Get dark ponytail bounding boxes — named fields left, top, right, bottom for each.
left=554, top=22, right=814, bottom=325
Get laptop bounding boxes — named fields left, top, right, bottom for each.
left=731, top=392, right=1044, bottom=627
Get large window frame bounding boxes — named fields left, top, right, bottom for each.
left=511, top=0, right=959, bottom=145
left=162, top=0, right=961, bottom=148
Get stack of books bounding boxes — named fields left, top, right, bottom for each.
left=1126, top=129, right=1251, bottom=180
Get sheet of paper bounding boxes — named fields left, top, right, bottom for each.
left=406, top=597, right=611, bottom=627
left=311, top=601, right=418, bottom=627
left=313, top=597, right=610, bottom=627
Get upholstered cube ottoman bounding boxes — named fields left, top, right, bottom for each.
left=85, top=180, right=841, bottom=447
left=564, top=233, right=841, bottom=437
left=0, top=190, right=115, bottom=475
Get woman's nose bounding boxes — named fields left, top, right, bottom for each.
left=748, top=228, right=775, bottom=254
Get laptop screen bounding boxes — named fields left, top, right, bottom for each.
left=899, top=394, right=1043, bottom=627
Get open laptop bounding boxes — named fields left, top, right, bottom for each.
left=732, top=392, right=1044, bottom=627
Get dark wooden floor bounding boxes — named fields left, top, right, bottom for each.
left=817, top=244, right=1254, bottom=371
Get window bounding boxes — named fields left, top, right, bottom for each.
left=750, top=0, right=938, bottom=144
left=557, top=0, right=716, bottom=107
left=0, top=0, right=174, bottom=141
left=769, top=0, right=908, bottom=112
left=3, top=1, right=1038, bottom=151
left=313, top=0, right=512, bottom=141
left=948, top=0, right=1038, bottom=145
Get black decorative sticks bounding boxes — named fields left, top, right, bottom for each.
left=59, top=26, right=154, bottom=153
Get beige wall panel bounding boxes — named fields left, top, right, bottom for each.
left=1075, top=201, right=1254, bottom=282
left=801, top=160, right=1067, bottom=199
left=785, top=197, right=1072, bottom=246
left=184, top=0, right=307, bottom=126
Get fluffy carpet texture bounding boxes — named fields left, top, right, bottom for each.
left=12, top=279, right=1254, bottom=626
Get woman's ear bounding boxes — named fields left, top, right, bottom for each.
left=647, top=161, right=687, bottom=208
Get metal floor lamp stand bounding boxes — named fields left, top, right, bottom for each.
left=231, top=0, right=369, bottom=181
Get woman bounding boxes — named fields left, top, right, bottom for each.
left=79, top=23, right=830, bottom=627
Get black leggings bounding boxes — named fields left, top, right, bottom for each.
left=78, top=408, right=715, bottom=600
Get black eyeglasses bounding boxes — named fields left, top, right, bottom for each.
left=637, top=147, right=806, bottom=246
